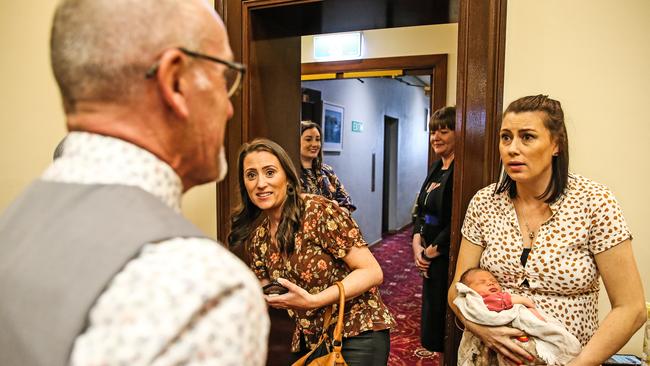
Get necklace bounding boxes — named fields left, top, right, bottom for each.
left=516, top=201, right=537, bottom=242
left=523, top=218, right=535, bottom=241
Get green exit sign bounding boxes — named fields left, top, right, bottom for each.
left=351, top=120, right=363, bottom=133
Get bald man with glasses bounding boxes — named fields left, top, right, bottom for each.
left=0, top=1, right=268, bottom=365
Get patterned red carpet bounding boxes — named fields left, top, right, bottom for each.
left=370, top=227, right=441, bottom=366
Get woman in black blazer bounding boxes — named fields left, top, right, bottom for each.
left=412, top=106, right=456, bottom=355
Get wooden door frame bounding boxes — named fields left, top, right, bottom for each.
left=216, top=1, right=507, bottom=364
left=301, top=54, right=447, bottom=112
left=443, top=1, right=507, bottom=365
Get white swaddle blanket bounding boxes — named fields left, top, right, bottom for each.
left=454, top=282, right=581, bottom=365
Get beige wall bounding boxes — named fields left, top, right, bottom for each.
left=504, top=0, right=650, bottom=355
left=0, top=0, right=217, bottom=238
left=301, top=23, right=459, bottom=105
left=0, top=0, right=65, bottom=212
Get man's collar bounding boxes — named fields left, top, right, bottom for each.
left=43, top=132, right=183, bottom=211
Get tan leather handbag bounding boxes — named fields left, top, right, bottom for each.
left=291, top=281, right=348, bottom=366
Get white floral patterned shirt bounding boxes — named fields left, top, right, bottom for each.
left=43, top=132, right=269, bottom=366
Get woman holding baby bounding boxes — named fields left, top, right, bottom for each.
left=448, top=95, right=645, bottom=365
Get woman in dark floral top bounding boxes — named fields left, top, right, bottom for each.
left=300, top=121, right=356, bottom=213
left=229, top=138, right=394, bottom=365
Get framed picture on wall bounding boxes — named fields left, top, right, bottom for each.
left=322, top=101, right=344, bottom=152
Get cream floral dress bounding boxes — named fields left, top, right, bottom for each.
left=462, top=173, right=631, bottom=345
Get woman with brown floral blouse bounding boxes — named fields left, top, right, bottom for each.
left=229, top=138, right=395, bottom=365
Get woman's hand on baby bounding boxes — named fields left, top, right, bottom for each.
left=264, top=278, right=316, bottom=310
left=466, top=321, right=534, bottom=365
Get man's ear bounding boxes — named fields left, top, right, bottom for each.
left=155, top=49, right=190, bottom=119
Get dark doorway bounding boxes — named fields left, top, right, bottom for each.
left=382, top=116, right=399, bottom=234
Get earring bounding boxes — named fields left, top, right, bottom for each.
left=287, top=184, right=295, bottom=195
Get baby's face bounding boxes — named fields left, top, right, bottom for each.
left=466, top=270, right=502, bottom=296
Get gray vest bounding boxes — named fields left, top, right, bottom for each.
left=0, top=180, right=205, bottom=366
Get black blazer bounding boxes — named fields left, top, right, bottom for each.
left=412, top=160, right=454, bottom=256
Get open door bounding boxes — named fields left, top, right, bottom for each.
left=217, top=1, right=507, bottom=364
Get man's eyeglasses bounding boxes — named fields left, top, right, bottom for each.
left=145, top=47, right=246, bottom=98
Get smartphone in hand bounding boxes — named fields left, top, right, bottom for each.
left=262, top=280, right=289, bottom=295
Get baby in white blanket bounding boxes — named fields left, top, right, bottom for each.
left=454, top=268, right=581, bottom=366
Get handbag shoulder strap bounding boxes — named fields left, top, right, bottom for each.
left=321, top=281, right=345, bottom=329
left=331, top=281, right=345, bottom=344
left=318, top=281, right=345, bottom=342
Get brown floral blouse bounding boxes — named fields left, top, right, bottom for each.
left=249, top=194, right=395, bottom=352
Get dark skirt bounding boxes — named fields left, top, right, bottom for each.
left=420, top=255, right=449, bottom=352
left=294, top=329, right=390, bottom=366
